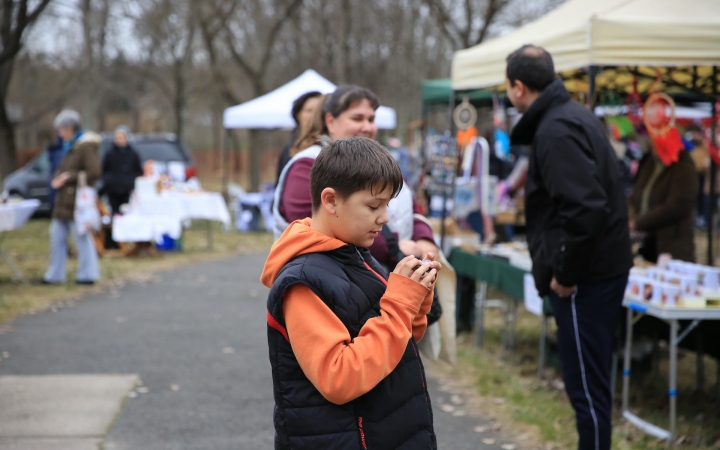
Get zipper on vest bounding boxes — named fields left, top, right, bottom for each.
left=357, top=416, right=368, bottom=449
left=357, top=248, right=388, bottom=286
left=410, top=338, right=430, bottom=403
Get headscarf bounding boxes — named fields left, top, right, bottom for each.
left=651, top=126, right=683, bottom=166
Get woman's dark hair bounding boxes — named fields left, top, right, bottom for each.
left=291, top=91, right=322, bottom=125
left=323, top=85, right=380, bottom=123
left=506, top=44, right=555, bottom=92
left=310, top=136, right=403, bottom=211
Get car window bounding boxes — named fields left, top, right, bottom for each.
left=31, top=153, right=50, bottom=174
left=134, top=142, right=189, bottom=163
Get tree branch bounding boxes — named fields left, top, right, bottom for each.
left=474, top=0, right=508, bottom=46
left=422, top=0, right=462, bottom=49
left=0, top=0, right=52, bottom=66
left=258, top=0, right=303, bottom=77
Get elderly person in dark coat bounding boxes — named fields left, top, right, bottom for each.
left=629, top=140, right=698, bottom=262
left=42, top=110, right=102, bottom=285
left=102, top=125, right=143, bottom=215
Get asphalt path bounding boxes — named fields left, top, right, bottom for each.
left=0, top=252, right=519, bottom=450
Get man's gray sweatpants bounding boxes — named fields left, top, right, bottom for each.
left=44, top=218, right=100, bottom=283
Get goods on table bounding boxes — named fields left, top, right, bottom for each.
left=626, top=261, right=720, bottom=308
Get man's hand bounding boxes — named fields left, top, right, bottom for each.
left=628, top=219, right=636, bottom=232
left=551, top=277, right=576, bottom=298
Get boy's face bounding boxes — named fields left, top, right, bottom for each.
left=331, top=185, right=393, bottom=248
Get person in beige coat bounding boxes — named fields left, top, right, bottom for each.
left=42, top=110, right=102, bottom=285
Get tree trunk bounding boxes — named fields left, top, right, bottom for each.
left=0, top=60, right=17, bottom=180
left=174, top=61, right=185, bottom=141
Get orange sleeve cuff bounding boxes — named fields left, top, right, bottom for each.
left=412, top=289, right=435, bottom=341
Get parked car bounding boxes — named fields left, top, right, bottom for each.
left=2, top=133, right=196, bottom=215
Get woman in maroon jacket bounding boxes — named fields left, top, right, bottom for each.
left=273, top=85, right=437, bottom=266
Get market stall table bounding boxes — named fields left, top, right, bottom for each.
left=112, top=214, right=182, bottom=245
left=112, top=192, right=231, bottom=250
left=449, top=247, right=551, bottom=375
left=0, top=199, right=41, bottom=283
left=621, top=299, right=720, bottom=441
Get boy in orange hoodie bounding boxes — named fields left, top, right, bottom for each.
left=261, top=136, right=440, bottom=449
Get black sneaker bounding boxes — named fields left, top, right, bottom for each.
left=75, top=280, right=96, bottom=286
left=35, top=278, right=62, bottom=286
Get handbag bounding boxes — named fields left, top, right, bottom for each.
left=74, top=171, right=101, bottom=235
left=381, top=225, right=443, bottom=325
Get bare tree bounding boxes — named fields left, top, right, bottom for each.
left=0, top=0, right=53, bottom=179
left=198, top=0, right=304, bottom=191
left=79, top=0, right=110, bottom=131
left=422, top=0, right=510, bottom=50
left=3, top=0, right=567, bottom=184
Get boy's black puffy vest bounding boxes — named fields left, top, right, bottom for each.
left=267, top=244, right=436, bottom=450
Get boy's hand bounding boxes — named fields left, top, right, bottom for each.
left=393, top=253, right=441, bottom=288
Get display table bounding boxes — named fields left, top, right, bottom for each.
left=450, top=247, right=526, bottom=299
left=112, top=214, right=182, bottom=244
left=112, top=192, right=231, bottom=249
left=0, top=199, right=41, bottom=282
left=130, top=192, right=231, bottom=225
left=621, top=299, right=720, bottom=441
left=449, top=247, right=550, bottom=373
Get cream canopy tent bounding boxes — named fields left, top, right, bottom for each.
left=223, top=69, right=397, bottom=129
left=451, top=0, right=720, bottom=93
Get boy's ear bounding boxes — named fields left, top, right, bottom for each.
left=320, top=187, right=339, bottom=215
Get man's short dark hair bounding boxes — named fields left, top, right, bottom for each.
left=506, top=44, right=556, bottom=92
left=291, top=91, right=322, bottom=125
left=310, top=136, right=403, bottom=211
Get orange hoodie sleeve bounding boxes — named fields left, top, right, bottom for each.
left=411, top=288, right=435, bottom=341
left=282, top=273, right=430, bottom=405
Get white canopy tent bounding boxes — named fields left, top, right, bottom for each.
left=223, top=69, right=397, bottom=129
left=451, top=0, right=720, bottom=91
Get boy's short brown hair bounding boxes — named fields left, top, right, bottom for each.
left=310, top=136, right=403, bottom=211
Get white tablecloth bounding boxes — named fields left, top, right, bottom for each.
left=112, top=192, right=231, bottom=243
left=112, top=214, right=182, bottom=243
left=0, top=199, right=41, bottom=232
left=131, top=192, right=231, bottom=225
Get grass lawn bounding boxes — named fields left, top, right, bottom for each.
left=0, top=217, right=272, bottom=326
left=453, top=293, right=720, bottom=449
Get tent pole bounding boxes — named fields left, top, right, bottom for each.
left=440, top=90, right=457, bottom=252
left=221, top=128, right=230, bottom=202
left=421, top=102, right=428, bottom=173
left=708, top=67, right=718, bottom=265
left=587, top=65, right=599, bottom=109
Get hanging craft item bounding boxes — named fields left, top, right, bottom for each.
left=643, top=92, right=676, bottom=136
left=643, top=72, right=683, bottom=167
left=453, top=96, right=477, bottom=131
left=626, top=77, right=643, bottom=126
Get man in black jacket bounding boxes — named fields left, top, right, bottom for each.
left=506, top=45, right=632, bottom=450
